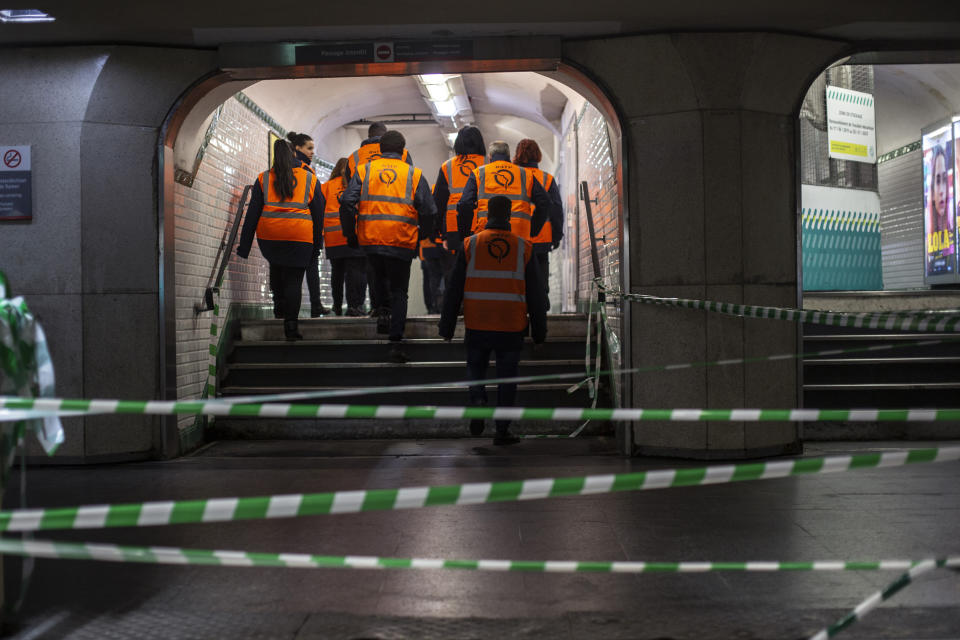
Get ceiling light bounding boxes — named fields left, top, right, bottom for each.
left=425, top=83, right=450, bottom=102
left=420, top=74, right=447, bottom=85
left=447, top=133, right=458, bottom=146
left=433, top=99, right=457, bottom=117
left=0, top=9, right=54, bottom=22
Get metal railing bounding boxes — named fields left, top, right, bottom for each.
left=194, top=184, right=253, bottom=314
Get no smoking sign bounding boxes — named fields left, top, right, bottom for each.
left=3, top=149, right=22, bottom=169
left=374, top=41, right=394, bottom=63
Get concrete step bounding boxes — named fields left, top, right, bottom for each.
left=239, top=314, right=589, bottom=342
left=207, top=417, right=611, bottom=440
left=219, top=382, right=593, bottom=408
left=228, top=337, right=592, bottom=364
left=221, top=359, right=585, bottom=388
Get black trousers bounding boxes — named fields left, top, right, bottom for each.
left=268, top=263, right=306, bottom=322
left=330, top=256, right=368, bottom=310
left=365, top=259, right=389, bottom=311
left=421, top=255, right=444, bottom=313
left=536, top=251, right=550, bottom=309
left=305, top=246, right=323, bottom=308
left=466, top=342, right=522, bottom=431
left=368, top=254, right=411, bottom=341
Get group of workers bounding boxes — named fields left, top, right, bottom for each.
left=236, top=122, right=563, bottom=443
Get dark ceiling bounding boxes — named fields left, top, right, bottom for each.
left=2, top=1, right=960, bottom=47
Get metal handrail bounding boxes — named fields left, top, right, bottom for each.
left=194, top=184, right=253, bottom=314
left=580, top=181, right=605, bottom=304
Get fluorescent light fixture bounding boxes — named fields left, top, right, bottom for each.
left=420, top=74, right=447, bottom=85
left=425, top=82, right=450, bottom=102
left=447, top=133, right=458, bottom=145
left=0, top=9, right=54, bottom=22
left=433, top=99, right=457, bottom=117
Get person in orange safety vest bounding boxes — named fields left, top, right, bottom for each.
left=321, top=157, right=368, bottom=317
left=439, top=195, right=547, bottom=445
left=339, top=130, right=438, bottom=363
left=514, top=138, right=563, bottom=310
left=237, top=138, right=322, bottom=341
left=433, top=125, right=486, bottom=285
left=456, top=140, right=553, bottom=244
left=343, top=121, right=413, bottom=183
left=287, top=131, right=329, bottom=317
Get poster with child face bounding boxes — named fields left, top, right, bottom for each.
left=922, top=123, right=955, bottom=280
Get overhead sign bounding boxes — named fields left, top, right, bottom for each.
left=0, top=145, right=31, bottom=221
left=826, top=86, right=877, bottom=164
left=296, top=40, right=473, bottom=65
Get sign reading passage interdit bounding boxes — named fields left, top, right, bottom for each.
left=826, top=87, right=877, bottom=164
left=0, top=145, right=31, bottom=221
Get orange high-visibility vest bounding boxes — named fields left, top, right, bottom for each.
left=419, top=235, right=442, bottom=261
left=463, top=229, right=531, bottom=332
left=320, top=176, right=348, bottom=248
left=526, top=167, right=556, bottom=246
left=470, top=161, right=534, bottom=239
left=256, top=167, right=317, bottom=244
left=299, top=160, right=316, bottom=175
left=356, top=158, right=423, bottom=251
left=348, top=142, right=410, bottom=178
left=439, top=154, right=484, bottom=235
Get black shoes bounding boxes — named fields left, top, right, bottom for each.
left=469, top=419, right=485, bottom=436
left=310, top=303, right=328, bottom=318
left=332, top=305, right=343, bottom=316
left=283, top=320, right=303, bottom=342
left=493, top=430, right=521, bottom=446
left=387, top=342, right=410, bottom=364
left=345, top=306, right=365, bottom=317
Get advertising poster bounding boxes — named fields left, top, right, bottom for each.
left=922, top=122, right=956, bottom=281
left=956, top=121, right=960, bottom=251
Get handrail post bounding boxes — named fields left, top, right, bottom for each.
left=580, top=181, right=605, bottom=304
left=194, top=184, right=253, bottom=314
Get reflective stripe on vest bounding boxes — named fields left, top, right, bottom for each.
left=356, top=159, right=422, bottom=251
left=463, top=230, right=529, bottom=332
left=472, top=162, right=533, bottom=237
left=440, top=154, right=484, bottom=234
left=257, top=167, right=316, bottom=244
left=321, top=176, right=348, bottom=248
left=527, top=167, right=556, bottom=246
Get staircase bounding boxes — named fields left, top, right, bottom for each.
left=210, top=314, right=605, bottom=439
left=801, top=322, right=960, bottom=439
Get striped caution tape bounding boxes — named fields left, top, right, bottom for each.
left=4, top=396, right=960, bottom=424
left=1, top=446, right=956, bottom=532
left=614, top=292, right=960, bottom=332
left=808, top=558, right=948, bottom=640
left=0, top=537, right=956, bottom=575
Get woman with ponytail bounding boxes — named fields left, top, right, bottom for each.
left=287, top=131, right=328, bottom=317
left=237, top=138, right=324, bottom=341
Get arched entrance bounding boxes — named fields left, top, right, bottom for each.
left=156, top=39, right=629, bottom=456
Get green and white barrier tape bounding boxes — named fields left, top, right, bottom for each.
left=0, top=537, right=955, bottom=575
left=0, top=446, right=956, bottom=532
left=3, top=395, right=960, bottom=425
left=615, top=292, right=960, bottom=333
left=808, top=558, right=949, bottom=640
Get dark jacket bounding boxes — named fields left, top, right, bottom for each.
left=516, top=160, right=563, bottom=253
left=295, top=150, right=315, bottom=174
left=455, top=152, right=553, bottom=241
left=343, top=136, right=414, bottom=183
left=236, top=172, right=324, bottom=268
left=338, top=152, right=437, bottom=261
left=438, top=220, right=548, bottom=349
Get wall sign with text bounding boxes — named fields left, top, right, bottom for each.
left=826, top=87, right=877, bottom=164
left=0, top=145, right=31, bottom=221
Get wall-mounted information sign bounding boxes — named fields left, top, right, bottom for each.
left=0, top=145, right=31, bottom=221
left=295, top=40, right=473, bottom=66
left=826, top=86, right=877, bottom=164
left=921, top=119, right=958, bottom=285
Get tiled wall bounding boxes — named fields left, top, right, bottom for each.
left=173, top=97, right=276, bottom=428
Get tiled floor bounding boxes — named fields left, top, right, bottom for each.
left=3, top=438, right=960, bottom=639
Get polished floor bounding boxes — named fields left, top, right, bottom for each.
left=3, top=437, right=960, bottom=639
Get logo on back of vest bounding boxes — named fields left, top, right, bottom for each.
left=487, top=237, right=511, bottom=263
left=369, top=152, right=382, bottom=161
left=378, top=168, right=397, bottom=185
left=458, top=158, right=478, bottom=177
left=493, top=169, right=515, bottom=188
